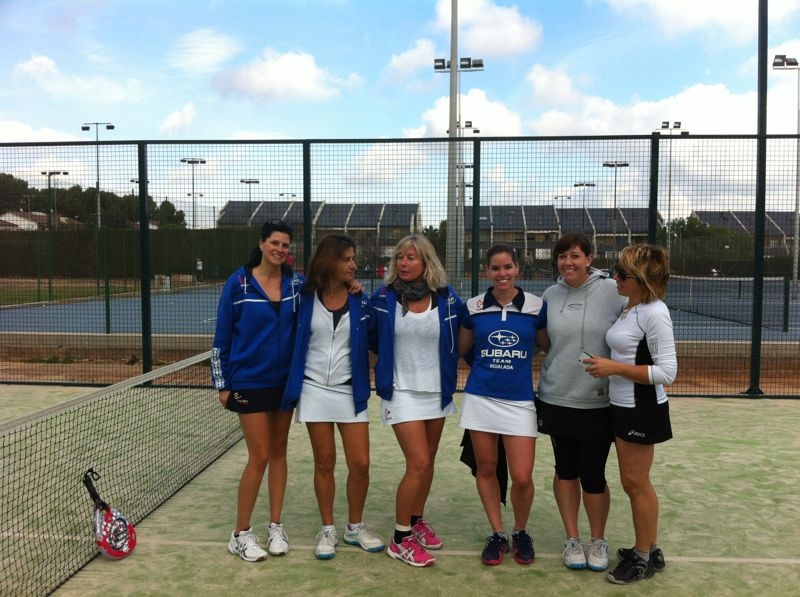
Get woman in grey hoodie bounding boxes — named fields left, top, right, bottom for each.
left=536, top=233, right=626, bottom=572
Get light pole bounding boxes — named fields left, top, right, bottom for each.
left=180, top=157, right=206, bottom=229
left=554, top=195, right=571, bottom=231
left=42, top=170, right=68, bottom=230
left=773, top=54, right=800, bottom=291
left=655, top=121, right=689, bottom=251
left=240, top=179, right=259, bottom=206
left=573, top=182, right=595, bottom=231
left=434, top=49, right=484, bottom=282
left=603, top=161, right=629, bottom=254
left=41, top=171, right=68, bottom=301
left=81, top=122, right=114, bottom=229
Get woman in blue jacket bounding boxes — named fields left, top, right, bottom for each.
left=283, top=234, right=384, bottom=560
left=211, top=219, right=302, bottom=563
left=371, top=234, right=465, bottom=568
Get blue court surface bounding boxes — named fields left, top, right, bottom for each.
left=1, top=280, right=798, bottom=342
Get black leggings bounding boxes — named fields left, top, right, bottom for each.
left=550, top=435, right=612, bottom=494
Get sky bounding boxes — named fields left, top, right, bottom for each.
left=2, top=0, right=800, bottom=144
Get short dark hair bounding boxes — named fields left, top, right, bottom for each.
left=486, top=243, right=518, bottom=265
left=551, top=233, right=593, bottom=263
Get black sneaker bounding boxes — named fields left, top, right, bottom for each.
left=511, top=530, right=535, bottom=565
left=617, top=546, right=666, bottom=572
left=607, top=553, right=655, bottom=584
left=481, top=533, right=509, bottom=566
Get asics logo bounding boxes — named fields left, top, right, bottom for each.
left=488, top=330, right=519, bottom=348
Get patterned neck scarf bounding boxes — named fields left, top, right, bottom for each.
left=392, top=279, right=432, bottom=315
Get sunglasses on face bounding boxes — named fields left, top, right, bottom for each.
left=613, top=264, right=638, bottom=280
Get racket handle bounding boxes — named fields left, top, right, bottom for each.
left=82, top=468, right=105, bottom=507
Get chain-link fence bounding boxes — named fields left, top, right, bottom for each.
left=1, top=136, right=798, bottom=396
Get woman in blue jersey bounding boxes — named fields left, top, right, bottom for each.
left=371, top=234, right=465, bottom=568
left=211, top=219, right=303, bottom=562
left=459, top=243, right=547, bottom=566
left=282, top=234, right=384, bottom=560
left=582, top=244, right=677, bottom=585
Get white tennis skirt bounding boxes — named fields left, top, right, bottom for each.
left=296, top=379, right=369, bottom=423
left=459, top=392, right=538, bottom=437
left=380, top=389, right=457, bottom=426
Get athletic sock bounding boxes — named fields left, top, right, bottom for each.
left=410, top=515, right=422, bottom=526
left=394, top=524, right=412, bottom=544
left=634, top=548, right=650, bottom=561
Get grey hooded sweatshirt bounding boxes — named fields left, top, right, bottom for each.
left=538, top=268, right=627, bottom=410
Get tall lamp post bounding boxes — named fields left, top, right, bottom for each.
left=434, top=51, right=484, bottom=282
left=240, top=179, right=259, bottom=226
left=554, top=195, right=571, bottom=231
left=41, top=170, right=68, bottom=301
left=773, top=54, right=800, bottom=291
left=240, top=178, right=259, bottom=205
left=573, top=182, right=596, bottom=231
left=654, top=121, right=689, bottom=251
left=180, top=157, right=206, bottom=229
left=81, top=122, right=114, bottom=229
left=603, top=161, right=629, bottom=254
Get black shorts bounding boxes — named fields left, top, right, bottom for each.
left=611, top=401, right=672, bottom=445
left=536, top=399, right=613, bottom=443
left=226, top=386, right=285, bottom=414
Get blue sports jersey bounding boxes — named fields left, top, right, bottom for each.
left=463, top=289, right=547, bottom=401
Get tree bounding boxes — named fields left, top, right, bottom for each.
left=422, top=222, right=446, bottom=263
left=153, top=200, right=186, bottom=229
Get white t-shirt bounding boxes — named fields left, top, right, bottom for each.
left=605, top=299, right=677, bottom=408
left=392, top=301, right=441, bottom=393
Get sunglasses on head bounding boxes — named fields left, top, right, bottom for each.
left=613, top=264, right=638, bottom=280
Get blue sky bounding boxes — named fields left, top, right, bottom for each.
left=2, top=0, right=800, bottom=143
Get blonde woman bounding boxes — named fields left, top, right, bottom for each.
left=582, top=244, right=677, bottom=585
left=370, top=234, right=466, bottom=567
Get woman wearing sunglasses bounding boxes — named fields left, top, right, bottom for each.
left=581, top=243, right=677, bottom=585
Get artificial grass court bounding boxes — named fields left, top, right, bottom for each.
left=31, top=393, right=800, bottom=596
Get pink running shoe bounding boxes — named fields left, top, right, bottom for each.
left=387, top=535, right=435, bottom=567
left=412, top=518, right=443, bottom=550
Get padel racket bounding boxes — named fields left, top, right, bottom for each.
left=82, top=468, right=137, bottom=559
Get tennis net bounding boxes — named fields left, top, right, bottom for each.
left=668, top=275, right=793, bottom=329
left=0, top=351, right=241, bottom=596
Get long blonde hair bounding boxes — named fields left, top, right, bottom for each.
left=385, top=234, right=448, bottom=290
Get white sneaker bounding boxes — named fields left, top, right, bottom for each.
left=315, top=527, right=338, bottom=560
left=343, top=522, right=385, bottom=552
left=563, top=537, right=587, bottom=569
left=227, top=528, right=267, bottom=562
left=587, top=538, right=609, bottom=571
left=267, top=522, right=289, bottom=556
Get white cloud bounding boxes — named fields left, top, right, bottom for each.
left=159, top=102, right=196, bottom=135
left=167, top=29, right=242, bottom=74
left=11, top=54, right=143, bottom=102
left=384, top=39, right=437, bottom=80
left=0, top=119, right=76, bottom=142
left=435, top=0, right=542, bottom=57
left=527, top=64, right=582, bottom=108
left=409, top=88, right=522, bottom=137
left=605, top=0, right=800, bottom=41
left=215, top=48, right=361, bottom=102
left=524, top=63, right=760, bottom=136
